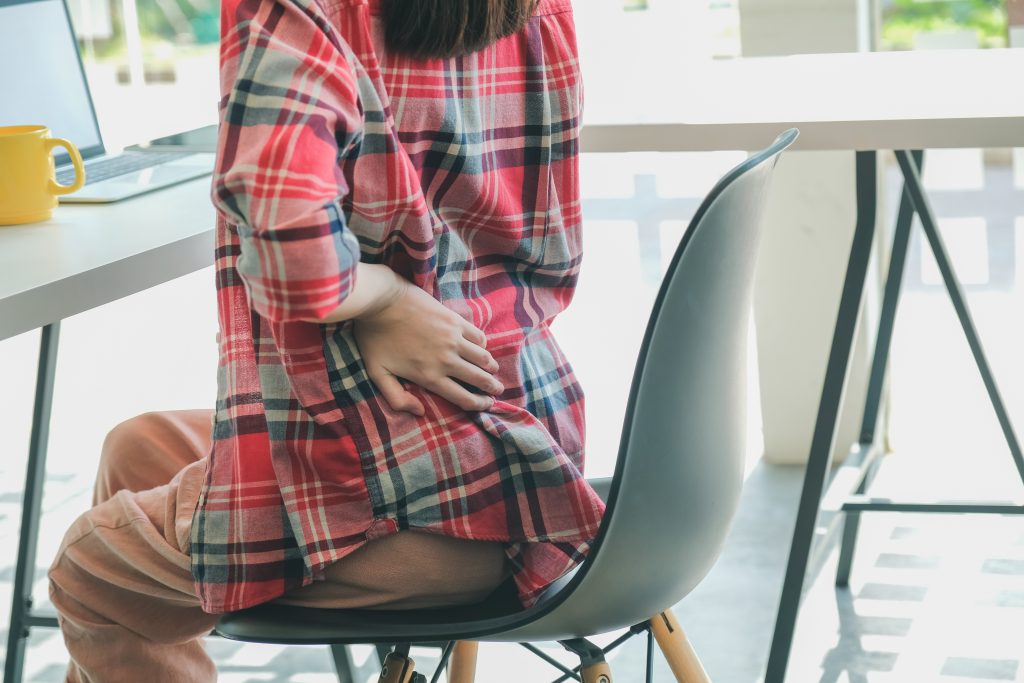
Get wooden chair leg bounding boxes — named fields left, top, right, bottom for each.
left=649, top=610, right=711, bottom=683
left=377, top=651, right=416, bottom=683
left=580, top=660, right=613, bottom=683
left=446, top=641, right=479, bottom=683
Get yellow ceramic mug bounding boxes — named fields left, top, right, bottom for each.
left=0, top=125, right=85, bottom=225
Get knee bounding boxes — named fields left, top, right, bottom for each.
left=95, top=410, right=211, bottom=503
left=98, top=412, right=168, bottom=478
left=47, top=507, right=99, bottom=594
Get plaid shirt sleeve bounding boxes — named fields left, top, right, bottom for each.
left=211, top=0, right=364, bottom=323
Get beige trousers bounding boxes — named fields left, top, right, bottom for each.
left=47, top=410, right=507, bottom=683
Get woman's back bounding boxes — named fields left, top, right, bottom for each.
left=193, top=0, right=604, bottom=614
left=336, top=0, right=586, bottom=427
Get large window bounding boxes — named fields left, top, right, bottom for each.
left=67, top=0, right=219, bottom=149
left=66, top=0, right=746, bottom=150
left=575, top=0, right=741, bottom=63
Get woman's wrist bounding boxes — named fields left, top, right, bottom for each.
left=355, top=265, right=408, bottom=320
left=307, top=263, right=408, bottom=323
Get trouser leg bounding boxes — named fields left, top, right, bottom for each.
left=93, top=410, right=212, bottom=505
left=50, top=411, right=216, bottom=683
left=49, top=456, right=215, bottom=683
left=50, top=410, right=509, bottom=682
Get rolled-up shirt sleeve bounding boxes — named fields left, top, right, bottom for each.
left=211, top=0, right=363, bottom=323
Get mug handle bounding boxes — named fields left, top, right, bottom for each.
left=45, top=137, right=86, bottom=195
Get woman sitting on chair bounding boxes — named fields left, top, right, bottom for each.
left=48, top=0, right=605, bottom=680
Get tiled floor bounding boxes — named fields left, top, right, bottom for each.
left=0, top=152, right=1022, bottom=681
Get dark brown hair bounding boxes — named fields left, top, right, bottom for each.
left=382, top=0, right=539, bottom=59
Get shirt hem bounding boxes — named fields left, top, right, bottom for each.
left=196, top=516, right=598, bottom=614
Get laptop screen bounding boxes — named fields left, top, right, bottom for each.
left=0, top=0, right=104, bottom=164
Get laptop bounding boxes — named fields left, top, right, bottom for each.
left=0, top=0, right=215, bottom=203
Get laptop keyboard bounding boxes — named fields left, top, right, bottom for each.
left=56, top=151, right=191, bottom=186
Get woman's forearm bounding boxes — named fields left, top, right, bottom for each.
left=306, top=262, right=406, bottom=323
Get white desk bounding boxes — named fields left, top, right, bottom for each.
left=580, top=48, right=1024, bottom=683
left=4, top=51, right=1019, bottom=342
left=0, top=177, right=216, bottom=683
left=582, top=49, right=1024, bottom=152
left=591, top=47, right=1024, bottom=683
left=0, top=178, right=215, bottom=342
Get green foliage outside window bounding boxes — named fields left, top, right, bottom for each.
left=136, top=0, right=218, bottom=44
left=881, top=0, right=1009, bottom=49
left=79, top=0, right=218, bottom=60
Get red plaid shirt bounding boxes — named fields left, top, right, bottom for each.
left=192, top=0, right=605, bottom=613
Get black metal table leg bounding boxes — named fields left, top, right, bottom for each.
left=893, top=150, right=1024, bottom=483
left=764, top=152, right=879, bottom=683
left=4, top=323, right=60, bottom=683
left=859, top=150, right=924, bottom=446
left=835, top=149, right=925, bottom=587
left=769, top=148, right=1024, bottom=682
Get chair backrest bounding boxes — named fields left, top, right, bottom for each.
left=507, top=129, right=798, bottom=641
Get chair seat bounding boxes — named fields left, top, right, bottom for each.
left=216, top=479, right=614, bottom=647
left=215, top=580, right=527, bottom=645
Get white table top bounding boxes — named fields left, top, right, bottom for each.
left=0, top=177, right=215, bottom=341
left=581, top=49, right=1024, bottom=152
left=3, top=49, right=1020, bottom=339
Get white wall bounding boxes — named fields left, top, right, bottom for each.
left=740, top=0, right=885, bottom=465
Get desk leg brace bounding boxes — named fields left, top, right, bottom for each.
left=766, top=149, right=1024, bottom=683
left=4, top=323, right=60, bottom=683
left=835, top=151, right=1024, bottom=589
left=764, top=152, right=879, bottom=683
left=893, top=150, right=1024, bottom=481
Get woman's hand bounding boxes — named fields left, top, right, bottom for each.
left=353, top=277, right=503, bottom=416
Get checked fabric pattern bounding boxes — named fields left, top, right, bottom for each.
left=191, top=0, right=606, bottom=613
